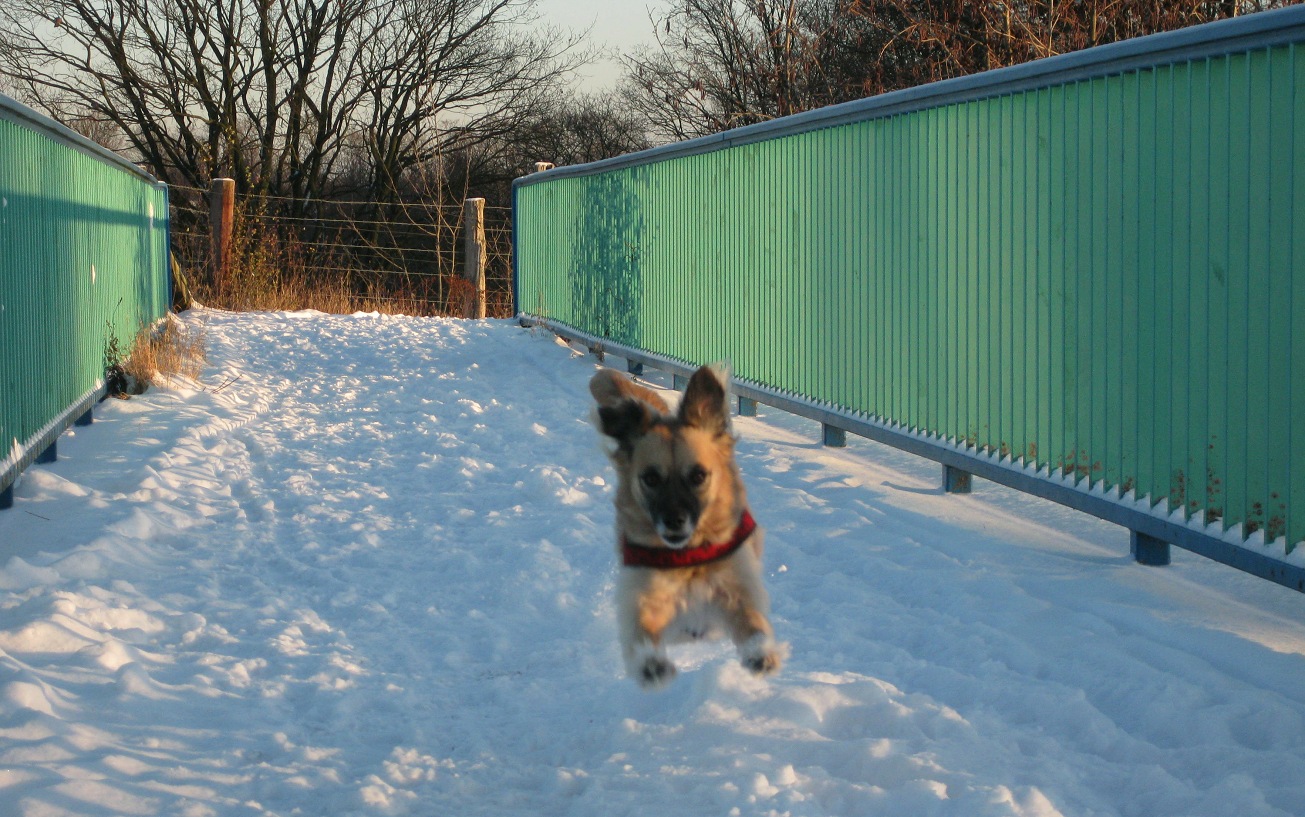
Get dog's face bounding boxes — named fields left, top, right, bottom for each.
left=622, top=420, right=730, bottom=545
left=592, top=367, right=742, bottom=547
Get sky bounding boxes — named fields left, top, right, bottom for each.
left=533, top=0, right=662, bottom=90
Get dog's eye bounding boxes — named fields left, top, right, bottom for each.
left=687, top=465, right=708, bottom=487
left=640, top=469, right=662, bottom=489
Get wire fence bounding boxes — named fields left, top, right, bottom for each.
left=170, top=185, right=514, bottom=318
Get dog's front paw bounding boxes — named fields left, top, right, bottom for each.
left=636, top=655, right=678, bottom=689
left=739, top=636, right=785, bottom=677
left=743, top=650, right=782, bottom=675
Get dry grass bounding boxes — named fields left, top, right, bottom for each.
left=108, top=318, right=208, bottom=397
left=192, top=273, right=492, bottom=317
left=195, top=272, right=355, bottom=315
left=193, top=274, right=455, bottom=317
left=131, top=318, right=207, bottom=384
left=182, top=204, right=474, bottom=318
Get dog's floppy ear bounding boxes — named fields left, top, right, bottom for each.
left=589, top=368, right=670, bottom=414
left=591, top=369, right=664, bottom=454
left=596, top=398, right=652, bottom=448
left=679, top=365, right=730, bottom=437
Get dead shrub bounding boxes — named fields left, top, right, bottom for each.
left=107, top=318, right=208, bottom=397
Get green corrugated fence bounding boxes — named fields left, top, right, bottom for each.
left=1, top=93, right=170, bottom=505
left=514, top=7, right=1305, bottom=590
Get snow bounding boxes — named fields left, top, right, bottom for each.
left=1, top=308, right=1303, bottom=817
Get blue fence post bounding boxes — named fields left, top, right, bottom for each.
left=627, top=360, right=643, bottom=376
left=822, top=424, right=847, bottom=447
left=36, top=441, right=57, bottom=464
left=0, top=486, right=11, bottom=510
left=1131, top=531, right=1172, bottom=566
left=738, top=397, right=757, bottom=417
left=944, top=465, right=973, bottom=494
left=75, top=408, right=93, bottom=426
left=673, top=374, right=689, bottom=391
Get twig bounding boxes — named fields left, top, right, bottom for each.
left=209, top=372, right=244, bottom=394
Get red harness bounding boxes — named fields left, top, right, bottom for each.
left=621, top=510, right=757, bottom=569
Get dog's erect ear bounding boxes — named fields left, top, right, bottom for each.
left=679, top=366, right=730, bottom=437
left=597, top=398, right=652, bottom=446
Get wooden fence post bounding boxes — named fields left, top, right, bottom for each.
left=209, top=178, right=235, bottom=291
left=463, top=197, right=487, bottom=319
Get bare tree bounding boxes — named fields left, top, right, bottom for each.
left=862, top=0, right=1291, bottom=84
left=515, top=92, right=653, bottom=168
left=620, top=0, right=892, bottom=141
left=621, top=0, right=1295, bottom=142
left=0, top=0, right=585, bottom=212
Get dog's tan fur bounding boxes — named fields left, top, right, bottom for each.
left=590, top=366, right=783, bottom=689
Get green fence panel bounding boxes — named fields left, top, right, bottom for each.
left=1, top=94, right=170, bottom=500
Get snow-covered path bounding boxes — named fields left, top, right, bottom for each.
left=1, top=309, right=1303, bottom=817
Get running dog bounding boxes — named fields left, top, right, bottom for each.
left=590, top=365, right=784, bottom=689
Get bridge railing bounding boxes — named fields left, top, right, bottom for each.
left=1, top=93, right=171, bottom=507
left=514, top=7, right=1305, bottom=592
